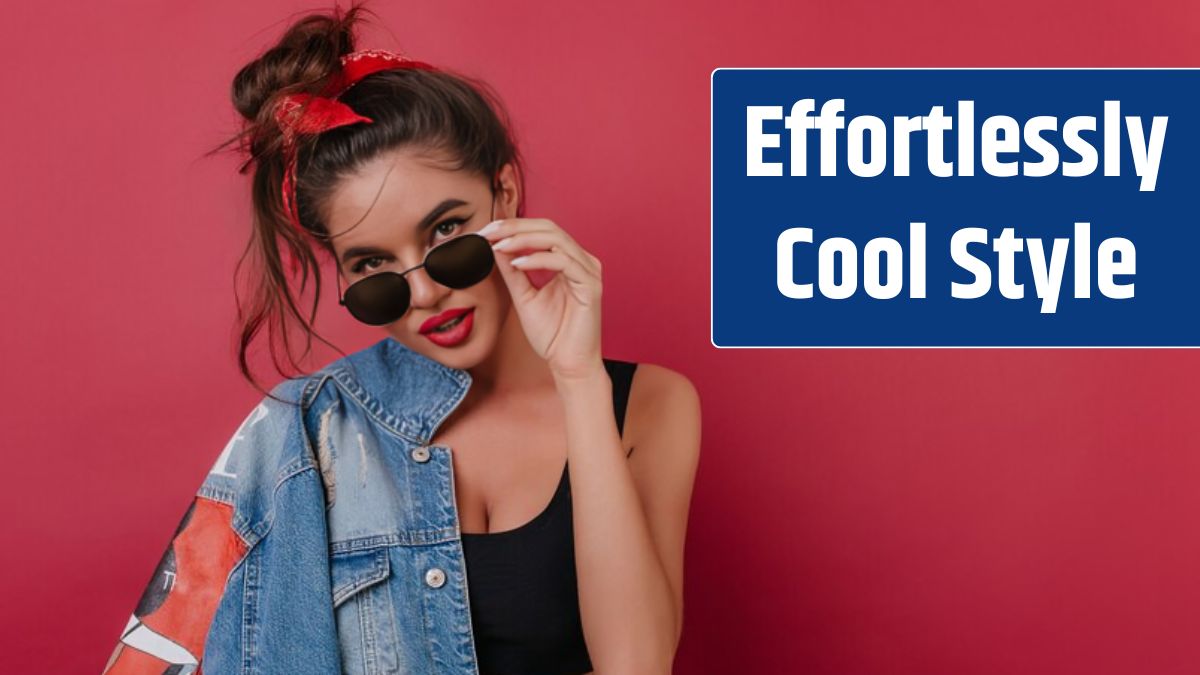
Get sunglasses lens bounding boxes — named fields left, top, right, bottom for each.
left=343, top=273, right=412, bottom=326
left=340, top=234, right=493, bottom=326
left=425, top=233, right=495, bottom=289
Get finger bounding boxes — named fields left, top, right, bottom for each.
left=524, top=219, right=599, bottom=274
left=509, top=250, right=600, bottom=299
left=492, top=231, right=599, bottom=279
left=489, top=236, right=537, bottom=301
left=479, top=218, right=542, bottom=241
left=478, top=217, right=565, bottom=243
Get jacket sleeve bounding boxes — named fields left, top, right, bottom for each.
left=100, top=493, right=247, bottom=674
left=100, top=387, right=294, bottom=675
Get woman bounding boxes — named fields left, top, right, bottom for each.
left=102, top=5, right=700, bottom=674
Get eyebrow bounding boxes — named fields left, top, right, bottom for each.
left=340, top=198, right=470, bottom=265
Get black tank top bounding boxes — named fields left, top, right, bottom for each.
left=461, top=358, right=638, bottom=675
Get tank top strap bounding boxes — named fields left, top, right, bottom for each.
left=601, top=357, right=638, bottom=440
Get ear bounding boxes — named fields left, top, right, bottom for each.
left=493, top=162, right=521, bottom=218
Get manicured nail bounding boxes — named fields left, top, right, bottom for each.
left=510, top=255, right=529, bottom=266
left=478, top=221, right=501, bottom=237
left=492, top=237, right=512, bottom=251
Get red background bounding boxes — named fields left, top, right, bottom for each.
left=3, top=1, right=1198, bottom=673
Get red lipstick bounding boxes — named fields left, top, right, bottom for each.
left=419, top=307, right=475, bottom=347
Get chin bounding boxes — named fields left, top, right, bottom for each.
left=423, top=343, right=489, bottom=371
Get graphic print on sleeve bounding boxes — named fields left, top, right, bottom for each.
left=101, top=496, right=248, bottom=674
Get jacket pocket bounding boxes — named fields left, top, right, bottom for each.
left=330, top=547, right=406, bottom=675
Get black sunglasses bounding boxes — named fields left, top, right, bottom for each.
left=336, top=232, right=496, bottom=325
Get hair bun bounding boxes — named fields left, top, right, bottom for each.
left=230, top=5, right=366, bottom=124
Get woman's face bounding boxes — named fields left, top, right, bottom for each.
left=323, top=145, right=519, bottom=370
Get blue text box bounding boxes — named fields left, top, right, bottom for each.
left=711, top=69, right=1200, bottom=347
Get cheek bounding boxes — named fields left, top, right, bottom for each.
left=476, top=269, right=511, bottom=317
left=483, top=266, right=509, bottom=298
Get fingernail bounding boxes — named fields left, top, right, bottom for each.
left=491, top=237, right=512, bottom=251
left=510, top=255, right=528, bottom=266
left=478, top=221, right=501, bottom=237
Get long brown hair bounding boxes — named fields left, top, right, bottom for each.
left=207, top=2, right=527, bottom=404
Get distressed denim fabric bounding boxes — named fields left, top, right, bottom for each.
left=103, top=337, right=486, bottom=675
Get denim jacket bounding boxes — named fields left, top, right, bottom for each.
left=103, top=337, right=508, bottom=675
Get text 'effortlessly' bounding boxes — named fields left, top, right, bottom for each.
left=746, top=98, right=1167, bottom=314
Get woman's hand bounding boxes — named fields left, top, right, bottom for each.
left=478, top=218, right=604, bottom=382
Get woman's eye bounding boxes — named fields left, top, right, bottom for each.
left=351, top=256, right=386, bottom=275
left=433, top=218, right=468, bottom=240
left=348, top=217, right=469, bottom=275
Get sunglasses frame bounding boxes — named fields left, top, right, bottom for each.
left=335, top=189, right=499, bottom=325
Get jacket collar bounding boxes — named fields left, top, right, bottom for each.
left=320, top=336, right=473, bottom=445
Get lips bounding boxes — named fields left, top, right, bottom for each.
left=420, top=307, right=474, bottom=334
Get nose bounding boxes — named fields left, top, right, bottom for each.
left=405, top=264, right=448, bottom=311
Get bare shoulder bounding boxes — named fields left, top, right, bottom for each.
left=628, top=362, right=701, bottom=417
left=623, top=361, right=702, bottom=464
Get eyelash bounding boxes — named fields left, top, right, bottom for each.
left=350, top=218, right=468, bottom=275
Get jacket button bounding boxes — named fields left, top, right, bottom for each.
left=411, top=446, right=431, bottom=463
left=425, top=567, right=446, bottom=588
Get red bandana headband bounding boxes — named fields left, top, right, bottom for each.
left=273, top=49, right=438, bottom=232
